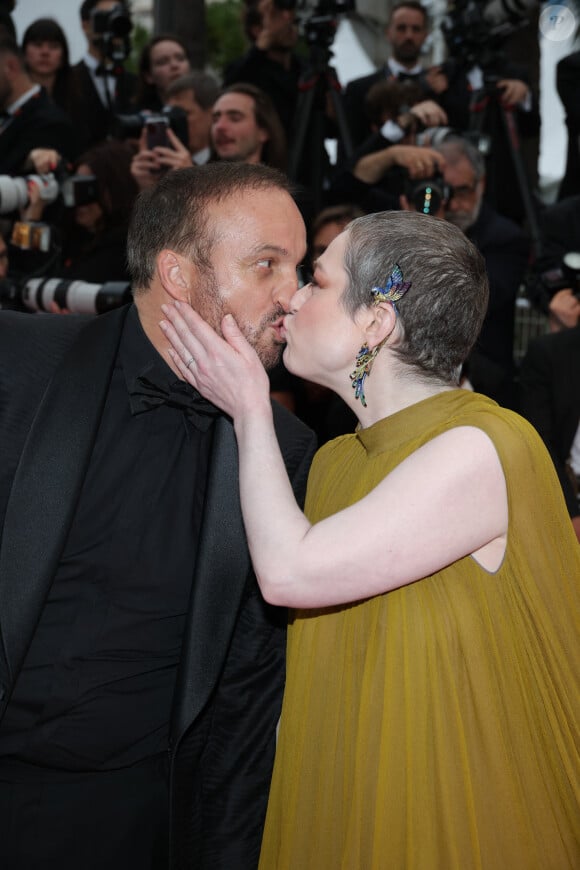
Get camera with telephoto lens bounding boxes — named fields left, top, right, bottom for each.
left=0, top=168, right=99, bottom=215
left=112, top=106, right=189, bottom=148
left=277, top=0, right=355, bottom=48
left=91, top=2, right=132, bottom=65
left=441, top=0, right=534, bottom=73
left=0, top=174, right=60, bottom=214
left=0, top=276, right=132, bottom=314
left=405, top=171, right=452, bottom=217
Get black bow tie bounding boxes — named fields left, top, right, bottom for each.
left=128, top=373, right=220, bottom=430
left=397, top=71, right=421, bottom=82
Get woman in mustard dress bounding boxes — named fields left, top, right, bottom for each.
left=162, top=210, right=580, bottom=869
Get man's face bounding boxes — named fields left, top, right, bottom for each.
left=259, top=0, right=298, bottom=51
left=190, top=188, right=307, bottom=369
left=386, top=7, right=427, bottom=66
left=211, top=92, right=268, bottom=164
left=167, top=89, right=212, bottom=154
left=443, top=157, right=484, bottom=233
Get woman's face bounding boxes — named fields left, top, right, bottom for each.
left=146, top=40, right=190, bottom=99
left=24, top=39, right=64, bottom=78
left=73, top=164, right=103, bottom=233
left=282, top=230, right=363, bottom=389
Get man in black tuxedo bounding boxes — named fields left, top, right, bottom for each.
left=519, top=325, right=580, bottom=544
left=0, top=38, right=77, bottom=174
left=70, top=0, right=137, bottom=153
left=0, top=162, right=317, bottom=869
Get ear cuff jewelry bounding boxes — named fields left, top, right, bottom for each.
left=349, top=264, right=412, bottom=407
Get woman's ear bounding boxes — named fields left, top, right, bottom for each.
left=156, top=249, right=195, bottom=302
left=360, top=301, right=398, bottom=350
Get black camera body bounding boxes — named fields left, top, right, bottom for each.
left=405, top=171, right=452, bottom=217
left=113, top=106, right=189, bottom=148
left=91, top=2, right=132, bottom=65
left=441, top=0, right=528, bottom=73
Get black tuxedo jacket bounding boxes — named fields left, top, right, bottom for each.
left=466, top=201, right=530, bottom=406
left=70, top=60, right=137, bottom=153
left=519, top=325, right=580, bottom=518
left=0, top=305, right=317, bottom=869
left=0, top=88, right=78, bottom=174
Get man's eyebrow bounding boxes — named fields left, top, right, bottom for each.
left=249, top=244, right=290, bottom=258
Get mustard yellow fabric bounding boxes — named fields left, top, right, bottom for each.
left=259, top=390, right=580, bottom=870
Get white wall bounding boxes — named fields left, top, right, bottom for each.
left=13, top=0, right=87, bottom=63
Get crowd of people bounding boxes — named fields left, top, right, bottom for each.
left=0, top=1, right=578, bottom=868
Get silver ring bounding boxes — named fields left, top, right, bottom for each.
left=186, top=357, right=195, bottom=370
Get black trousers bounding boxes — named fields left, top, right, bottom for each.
left=0, top=754, right=169, bottom=870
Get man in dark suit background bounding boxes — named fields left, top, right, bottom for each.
left=520, top=325, right=580, bottom=544
left=433, top=135, right=530, bottom=408
left=0, top=38, right=77, bottom=174
left=0, top=162, right=316, bottom=869
left=70, top=0, right=137, bottom=153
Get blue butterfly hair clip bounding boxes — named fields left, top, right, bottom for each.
left=370, top=264, right=412, bottom=316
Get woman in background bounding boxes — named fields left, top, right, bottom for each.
left=134, top=33, right=191, bottom=113
left=22, top=17, right=82, bottom=123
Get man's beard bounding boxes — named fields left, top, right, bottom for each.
left=394, top=42, right=421, bottom=65
left=445, top=197, right=482, bottom=234
left=195, top=268, right=285, bottom=371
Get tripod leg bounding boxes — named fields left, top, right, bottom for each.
left=288, top=87, right=317, bottom=182
left=328, top=83, right=354, bottom=161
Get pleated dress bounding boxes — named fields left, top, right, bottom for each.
left=259, top=390, right=580, bottom=870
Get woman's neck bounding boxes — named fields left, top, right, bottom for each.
left=31, top=72, right=56, bottom=94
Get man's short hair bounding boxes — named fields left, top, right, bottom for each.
left=435, top=135, right=486, bottom=184
left=342, top=210, right=489, bottom=384
left=387, top=2, right=428, bottom=26
left=127, top=162, right=294, bottom=293
left=166, top=71, right=220, bottom=111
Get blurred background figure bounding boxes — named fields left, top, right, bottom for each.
left=0, top=37, right=78, bottom=174
left=519, top=323, right=580, bottom=544
left=21, top=17, right=82, bottom=123
left=70, top=0, right=136, bottom=152
left=25, top=139, right=138, bottom=284
left=211, top=82, right=287, bottom=171
left=134, top=32, right=191, bottom=113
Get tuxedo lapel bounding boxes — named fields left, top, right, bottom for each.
left=0, top=307, right=128, bottom=681
left=170, top=416, right=250, bottom=743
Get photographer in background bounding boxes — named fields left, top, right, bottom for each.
left=0, top=38, right=78, bottom=174
left=71, top=0, right=136, bottom=153
left=525, top=194, right=580, bottom=331
left=223, top=0, right=303, bottom=139
left=23, top=140, right=138, bottom=285
left=130, top=72, right=220, bottom=189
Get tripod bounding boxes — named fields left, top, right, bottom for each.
left=467, top=74, right=542, bottom=258
left=288, top=24, right=354, bottom=215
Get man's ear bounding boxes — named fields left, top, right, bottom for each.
left=156, top=249, right=196, bottom=302
left=359, top=300, right=398, bottom=349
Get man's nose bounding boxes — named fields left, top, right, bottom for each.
left=273, top=272, right=300, bottom=311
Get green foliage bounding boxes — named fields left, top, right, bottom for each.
left=126, top=22, right=151, bottom=75
left=206, top=0, right=248, bottom=76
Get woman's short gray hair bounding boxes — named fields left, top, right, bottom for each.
left=342, top=210, right=489, bottom=384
